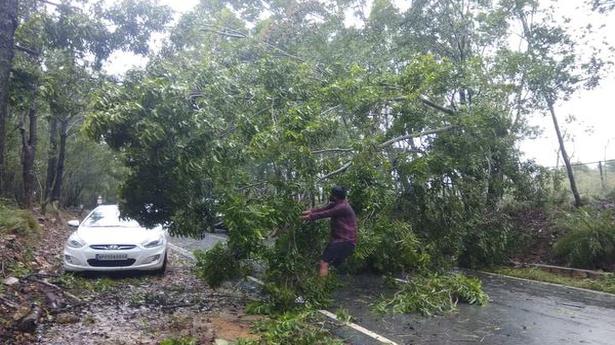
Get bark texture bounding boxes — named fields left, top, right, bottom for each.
left=51, top=118, right=68, bottom=202
left=20, top=87, right=38, bottom=209
left=548, top=100, right=582, bottom=207
left=0, top=0, right=19, bottom=194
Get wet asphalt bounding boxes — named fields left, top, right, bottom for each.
left=170, top=234, right=615, bottom=345
left=331, top=272, right=615, bottom=345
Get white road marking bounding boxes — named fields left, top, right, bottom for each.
left=318, top=310, right=399, bottom=345
left=168, top=242, right=400, bottom=345
left=243, top=275, right=399, bottom=345
left=246, top=275, right=265, bottom=285
left=168, top=243, right=195, bottom=260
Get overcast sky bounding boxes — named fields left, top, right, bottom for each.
left=103, top=0, right=615, bottom=167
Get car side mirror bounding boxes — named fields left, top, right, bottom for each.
left=67, top=220, right=80, bottom=228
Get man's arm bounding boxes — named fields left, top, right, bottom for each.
left=310, top=202, right=335, bottom=213
left=301, top=202, right=334, bottom=219
left=308, top=203, right=346, bottom=220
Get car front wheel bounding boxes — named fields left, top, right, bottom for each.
left=154, top=252, right=168, bottom=275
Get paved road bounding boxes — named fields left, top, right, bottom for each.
left=170, top=232, right=227, bottom=252
left=331, top=273, right=615, bottom=345
left=170, top=235, right=615, bottom=345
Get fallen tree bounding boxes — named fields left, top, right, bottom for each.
left=84, top=0, right=565, bottom=312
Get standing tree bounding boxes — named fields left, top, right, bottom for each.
left=0, top=0, right=18, bottom=194
left=4, top=0, right=172, bottom=209
left=510, top=0, right=610, bottom=207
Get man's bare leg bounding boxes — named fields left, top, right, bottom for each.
left=319, top=260, right=329, bottom=277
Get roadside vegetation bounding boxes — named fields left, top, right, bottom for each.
left=553, top=207, right=615, bottom=270
left=236, top=311, right=343, bottom=345
left=490, top=267, right=615, bottom=295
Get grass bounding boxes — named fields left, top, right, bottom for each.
left=0, top=203, right=40, bottom=278
left=490, top=267, right=615, bottom=294
left=54, top=273, right=146, bottom=295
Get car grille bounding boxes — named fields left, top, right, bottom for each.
left=87, top=259, right=136, bottom=267
left=90, top=244, right=136, bottom=250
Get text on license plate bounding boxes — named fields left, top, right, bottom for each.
left=96, top=254, right=128, bottom=260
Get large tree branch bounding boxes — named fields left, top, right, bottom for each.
left=318, top=126, right=455, bottom=180
left=312, top=148, right=354, bottom=154
left=203, top=25, right=320, bottom=70
left=14, top=44, right=40, bottom=57
left=419, top=95, right=455, bottom=115
left=390, top=94, right=456, bottom=115
left=378, top=126, right=455, bottom=148
left=319, top=161, right=352, bottom=181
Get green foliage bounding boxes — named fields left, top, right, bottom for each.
left=349, top=217, right=430, bottom=274
left=258, top=220, right=339, bottom=311
left=334, top=308, right=353, bottom=323
left=82, top=0, right=580, bottom=311
left=375, top=274, right=489, bottom=316
left=236, top=310, right=343, bottom=345
left=553, top=208, right=615, bottom=269
left=194, top=243, right=242, bottom=289
left=159, top=337, right=197, bottom=345
left=0, top=203, right=39, bottom=238
left=458, top=211, right=514, bottom=268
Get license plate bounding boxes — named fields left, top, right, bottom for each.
left=95, top=254, right=128, bottom=260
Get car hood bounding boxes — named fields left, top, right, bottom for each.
left=76, top=227, right=164, bottom=245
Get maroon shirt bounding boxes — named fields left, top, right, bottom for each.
left=308, top=200, right=357, bottom=245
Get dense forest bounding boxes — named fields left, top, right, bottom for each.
left=2, top=0, right=615, bottom=324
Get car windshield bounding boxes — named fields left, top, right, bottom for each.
left=81, top=206, right=141, bottom=228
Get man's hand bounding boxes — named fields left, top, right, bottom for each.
left=301, top=210, right=311, bottom=221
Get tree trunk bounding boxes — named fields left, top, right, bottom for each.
left=547, top=99, right=582, bottom=207
left=0, top=0, right=19, bottom=194
left=44, top=117, right=58, bottom=201
left=20, top=88, right=38, bottom=209
left=51, top=118, right=68, bottom=203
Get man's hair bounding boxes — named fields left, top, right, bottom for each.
left=331, top=185, right=347, bottom=199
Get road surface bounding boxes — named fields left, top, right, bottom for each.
left=170, top=234, right=615, bottom=345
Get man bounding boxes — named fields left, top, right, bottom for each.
left=301, top=186, right=357, bottom=277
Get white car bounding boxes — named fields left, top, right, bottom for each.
left=63, top=204, right=168, bottom=273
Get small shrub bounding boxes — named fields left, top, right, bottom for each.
left=553, top=208, right=615, bottom=269
left=459, top=211, right=514, bottom=268
left=374, top=273, right=489, bottom=316
left=194, top=243, right=242, bottom=288
left=236, top=310, right=343, bottom=345
left=0, top=204, right=40, bottom=238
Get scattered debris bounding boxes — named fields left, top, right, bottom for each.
left=1, top=209, right=260, bottom=344
left=2, top=277, right=19, bottom=286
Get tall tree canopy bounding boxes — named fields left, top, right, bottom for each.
left=82, top=0, right=611, bottom=298
left=0, top=0, right=171, bottom=208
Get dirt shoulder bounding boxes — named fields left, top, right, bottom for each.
left=1, top=210, right=260, bottom=345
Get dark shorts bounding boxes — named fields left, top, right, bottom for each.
left=322, top=241, right=355, bottom=267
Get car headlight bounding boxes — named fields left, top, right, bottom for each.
left=67, top=233, right=85, bottom=248
left=143, top=236, right=164, bottom=248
